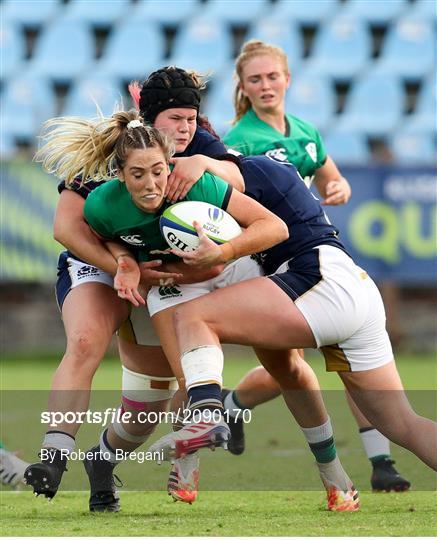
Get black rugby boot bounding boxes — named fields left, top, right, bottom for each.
left=83, top=445, right=121, bottom=512
left=371, top=458, right=411, bottom=492
left=24, top=449, right=67, bottom=499
left=221, top=388, right=246, bottom=456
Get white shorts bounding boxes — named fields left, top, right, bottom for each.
left=270, top=245, right=393, bottom=372
left=119, top=256, right=262, bottom=346
left=147, top=255, right=263, bottom=317
left=55, top=252, right=114, bottom=309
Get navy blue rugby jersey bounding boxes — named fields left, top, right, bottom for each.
left=241, top=155, right=347, bottom=274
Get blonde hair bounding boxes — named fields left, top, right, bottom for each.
left=233, top=39, right=290, bottom=123
left=35, top=110, right=174, bottom=186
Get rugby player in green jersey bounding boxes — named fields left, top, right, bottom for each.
left=222, top=39, right=410, bottom=492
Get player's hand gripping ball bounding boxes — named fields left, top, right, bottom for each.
left=160, top=201, right=241, bottom=252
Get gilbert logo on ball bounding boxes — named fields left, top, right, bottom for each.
left=160, top=201, right=241, bottom=252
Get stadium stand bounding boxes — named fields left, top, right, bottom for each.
left=2, top=74, right=55, bottom=141
left=376, top=15, right=435, bottom=79
left=27, top=17, right=95, bottom=82
left=96, top=20, right=165, bottom=81
left=1, top=0, right=435, bottom=160
left=201, top=0, right=270, bottom=25
left=270, top=0, right=340, bottom=25
left=1, top=20, right=26, bottom=80
left=305, top=15, right=371, bottom=80
left=1, top=0, right=61, bottom=28
left=133, top=0, right=198, bottom=25
left=390, top=126, right=435, bottom=164
left=62, top=0, right=128, bottom=28
left=342, top=0, right=409, bottom=24
left=338, top=71, right=404, bottom=136
left=323, top=129, right=370, bottom=164
left=169, top=16, right=233, bottom=73
left=246, top=16, right=303, bottom=71
left=285, top=73, right=335, bottom=132
left=62, top=75, right=124, bottom=117
left=205, top=70, right=237, bottom=137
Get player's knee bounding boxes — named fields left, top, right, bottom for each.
left=66, top=328, right=105, bottom=363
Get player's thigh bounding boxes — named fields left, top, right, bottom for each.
left=175, top=277, right=316, bottom=349
left=62, top=282, right=129, bottom=345
left=151, top=306, right=185, bottom=383
left=339, top=361, right=414, bottom=431
left=118, top=339, right=173, bottom=378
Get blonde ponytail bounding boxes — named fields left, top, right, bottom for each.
left=35, top=110, right=174, bottom=185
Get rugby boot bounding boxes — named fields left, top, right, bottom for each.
left=371, top=458, right=411, bottom=492
left=318, top=456, right=360, bottom=512
left=83, top=445, right=121, bottom=512
left=221, top=388, right=245, bottom=455
left=0, top=449, right=29, bottom=489
left=149, top=414, right=230, bottom=461
left=24, top=449, right=67, bottom=499
left=167, top=452, right=200, bottom=504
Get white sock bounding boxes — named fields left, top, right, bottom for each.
left=181, top=345, right=224, bottom=390
left=359, top=428, right=390, bottom=461
left=224, top=390, right=247, bottom=419
left=42, top=432, right=75, bottom=455
left=300, top=417, right=333, bottom=444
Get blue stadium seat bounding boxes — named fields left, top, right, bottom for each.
left=201, top=0, right=270, bottom=26
left=406, top=0, right=437, bottom=21
left=285, top=73, right=335, bottom=132
left=169, top=17, right=232, bottom=73
left=205, top=71, right=237, bottom=137
left=246, top=16, right=303, bottom=70
left=306, top=15, right=371, bottom=79
left=62, top=75, right=124, bottom=117
left=376, top=16, right=435, bottom=79
left=343, top=0, right=408, bottom=24
left=390, top=126, right=435, bottom=164
left=1, top=20, right=26, bottom=80
left=96, top=21, right=165, bottom=81
left=133, top=0, right=198, bottom=25
left=2, top=75, right=55, bottom=140
left=27, top=18, right=95, bottom=82
left=2, top=0, right=61, bottom=28
left=270, top=0, right=340, bottom=26
left=323, top=129, right=369, bottom=164
left=63, top=0, right=129, bottom=28
left=339, top=71, right=404, bottom=136
left=407, top=76, right=437, bottom=132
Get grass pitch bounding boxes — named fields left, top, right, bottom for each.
left=1, top=350, right=436, bottom=536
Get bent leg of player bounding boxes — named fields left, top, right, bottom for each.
left=83, top=316, right=177, bottom=512
left=340, top=363, right=437, bottom=471
left=254, top=348, right=358, bottom=510
left=147, top=257, right=264, bottom=462
left=345, top=390, right=411, bottom=492
left=25, top=264, right=128, bottom=499
left=222, top=366, right=281, bottom=455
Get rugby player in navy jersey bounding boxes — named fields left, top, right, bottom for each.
left=147, top=156, right=437, bottom=492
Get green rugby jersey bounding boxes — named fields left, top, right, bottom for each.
left=224, top=109, right=327, bottom=185
left=84, top=172, right=232, bottom=263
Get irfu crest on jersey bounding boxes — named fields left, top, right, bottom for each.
left=265, top=147, right=288, bottom=163
left=305, top=142, right=317, bottom=163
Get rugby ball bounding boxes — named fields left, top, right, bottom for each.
left=160, top=201, right=241, bottom=252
